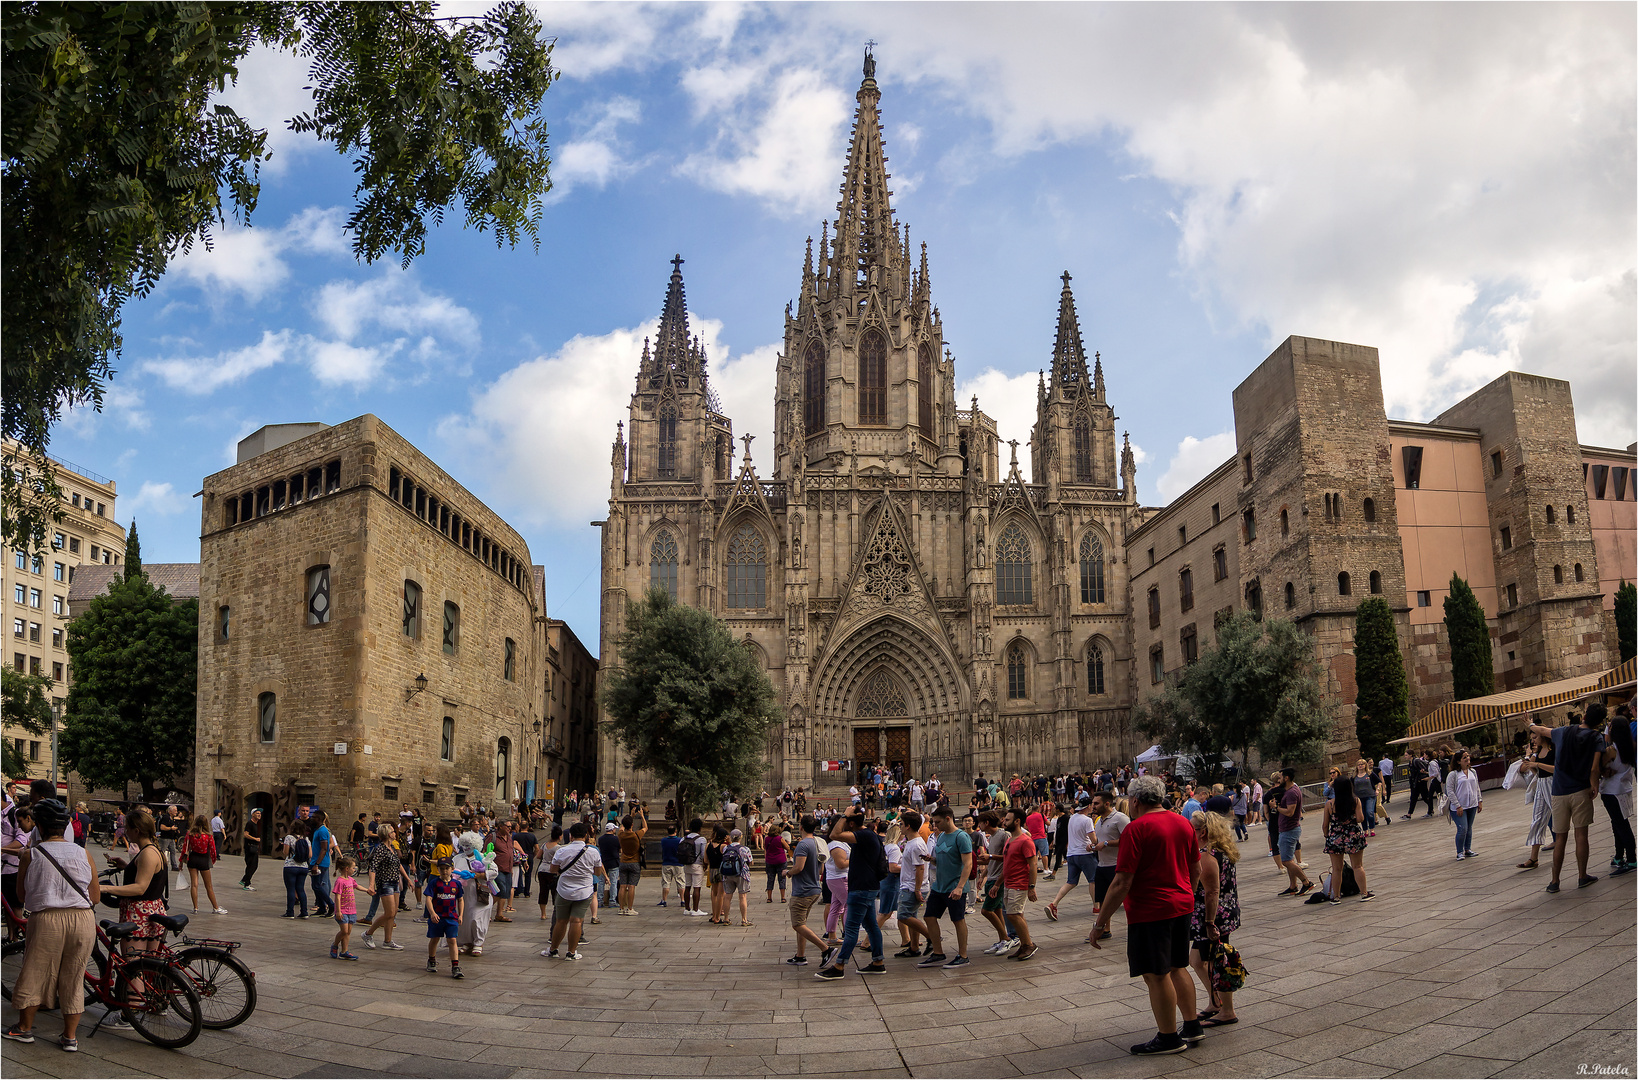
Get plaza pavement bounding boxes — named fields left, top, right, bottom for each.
left=3, top=784, right=1633, bottom=1079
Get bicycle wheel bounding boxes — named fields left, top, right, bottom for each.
left=116, top=957, right=202, bottom=1048
left=1, top=939, right=22, bottom=1002
left=174, top=946, right=256, bottom=1028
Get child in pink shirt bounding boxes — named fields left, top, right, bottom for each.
left=330, top=856, right=369, bottom=960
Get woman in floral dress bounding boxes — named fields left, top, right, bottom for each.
left=1188, top=810, right=1241, bottom=1027
left=1322, top=771, right=1372, bottom=902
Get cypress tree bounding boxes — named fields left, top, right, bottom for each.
left=1444, top=573, right=1494, bottom=701
left=1617, top=581, right=1636, bottom=663
left=1353, top=597, right=1410, bottom=759
left=123, top=518, right=142, bottom=579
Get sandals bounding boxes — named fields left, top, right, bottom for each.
left=1199, top=1017, right=1239, bottom=1028
left=740, top=920, right=754, bottom=927
left=1516, top=860, right=1538, bottom=869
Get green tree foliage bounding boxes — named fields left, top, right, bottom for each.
left=59, top=567, right=197, bottom=800
left=1352, top=597, right=1410, bottom=759
left=2, top=2, right=557, bottom=554
left=1617, top=581, right=1636, bottom=663
left=1132, top=611, right=1331, bottom=777
left=1444, top=573, right=1494, bottom=702
left=601, top=589, right=783, bottom=823
left=122, top=517, right=141, bottom=579
left=1, top=668, right=55, bottom=780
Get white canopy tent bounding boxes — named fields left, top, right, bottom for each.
left=1134, top=745, right=1173, bottom=764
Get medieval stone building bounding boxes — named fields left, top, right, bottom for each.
left=599, top=54, right=1140, bottom=793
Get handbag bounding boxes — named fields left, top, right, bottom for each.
left=1211, top=941, right=1247, bottom=992
left=1502, top=760, right=1522, bottom=790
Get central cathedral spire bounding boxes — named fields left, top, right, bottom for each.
left=828, top=47, right=903, bottom=296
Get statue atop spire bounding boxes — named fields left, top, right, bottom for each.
left=863, top=41, right=877, bottom=81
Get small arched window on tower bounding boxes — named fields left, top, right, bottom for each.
left=1338, top=572, right=1352, bottom=596
left=996, top=523, right=1033, bottom=605
left=1566, top=505, right=1576, bottom=525
left=1006, top=644, right=1028, bottom=700
left=859, top=328, right=888, bottom=426
left=657, top=401, right=678, bottom=479
left=1087, top=643, right=1106, bottom=696
left=1574, top=562, right=1584, bottom=582
left=1079, top=532, right=1105, bottom=604
left=1074, top=415, right=1094, bottom=482
left=804, top=339, right=826, bottom=435
left=1553, top=564, right=1564, bottom=584
left=650, top=529, right=679, bottom=600
left=1280, top=508, right=1290, bottom=538
left=725, top=524, right=768, bottom=609
left=917, top=344, right=934, bottom=434
left=1363, top=497, right=1376, bottom=522
left=1545, top=505, right=1557, bottom=525
left=1285, top=581, right=1296, bottom=609
left=1369, top=570, right=1382, bottom=594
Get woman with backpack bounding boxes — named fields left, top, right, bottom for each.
left=184, top=814, right=227, bottom=915
left=280, top=821, right=312, bottom=919
left=705, top=827, right=728, bottom=924
left=1322, top=767, right=1373, bottom=903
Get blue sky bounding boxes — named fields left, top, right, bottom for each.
left=51, top=3, right=1636, bottom=653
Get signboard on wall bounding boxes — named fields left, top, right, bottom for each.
left=540, top=779, right=556, bottom=804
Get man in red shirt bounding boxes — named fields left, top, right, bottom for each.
left=1090, top=774, right=1202, bottom=1056
left=1023, top=803, right=1050, bottom=876
left=1000, top=808, right=1040, bottom=960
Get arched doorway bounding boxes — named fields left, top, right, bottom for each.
left=852, top=668, right=911, bottom=774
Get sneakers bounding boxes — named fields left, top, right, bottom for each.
left=1546, top=881, right=1561, bottom=893
left=1130, top=1033, right=1187, bottom=1056
left=1276, top=887, right=1297, bottom=897
left=785, top=955, right=809, bottom=966
left=1180, top=1019, right=1205, bottom=1045
left=58, top=1036, right=78, bottom=1052
left=859, top=961, right=887, bottom=975
left=893, top=946, right=920, bottom=958
left=916, top=952, right=948, bottom=968
left=1456, top=854, right=1466, bottom=861
left=561, top=951, right=582, bottom=961
left=1001, top=937, right=1021, bottom=952
left=241, top=883, right=255, bottom=890
left=451, top=964, right=464, bottom=979
left=982, top=940, right=1009, bottom=955
left=1012, top=944, right=1039, bottom=961
left=812, top=966, right=845, bottom=980
left=383, top=941, right=404, bottom=950
left=101, top=1015, right=132, bottom=1031
left=1612, top=862, right=1635, bottom=877
left=540, top=948, right=558, bottom=958
left=213, top=907, right=228, bottom=915
left=330, top=946, right=339, bottom=959
left=3, top=1026, right=34, bottom=1044
left=1296, top=882, right=1315, bottom=895
left=943, top=955, right=971, bottom=969
left=428, top=958, right=439, bottom=972
left=1044, top=903, right=1059, bottom=922
left=1578, top=875, right=1600, bottom=888
left=362, top=934, right=376, bottom=949
left=656, top=901, right=667, bottom=906
left=1465, top=851, right=1478, bottom=859
left=1328, top=896, right=1342, bottom=906
left=819, top=946, right=839, bottom=968
left=1359, top=892, right=1376, bottom=902
left=281, top=912, right=297, bottom=919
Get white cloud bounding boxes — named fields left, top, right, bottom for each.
left=313, top=271, right=480, bottom=351
left=550, top=96, right=643, bottom=199
left=171, top=207, right=351, bottom=301
left=60, top=383, right=150, bottom=437
left=955, top=368, right=1039, bottom=477
left=1154, top=432, right=1237, bottom=504
left=146, top=330, right=297, bottom=394
left=212, top=44, right=320, bottom=174
left=122, top=481, right=188, bottom=519
left=310, top=340, right=399, bottom=387
left=439, top=313, right=777, bottom=527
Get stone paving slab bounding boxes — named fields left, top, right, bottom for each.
left=4, top=785, right=1634, bottom=1078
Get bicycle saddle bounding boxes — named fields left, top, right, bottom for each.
left=99, top=920, right=140, bottom=939
left=148, top=912, right=188, bottom=933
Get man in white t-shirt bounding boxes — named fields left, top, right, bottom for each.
left=1378, top=756, right=1396, bottom=804
left=1044, top=797, right=1098, bottom=920
left=542, top=821, right=606, bottom=961
left=910, top=782, right=925, bottom=810
left=893, top=811, right=931, bottom=956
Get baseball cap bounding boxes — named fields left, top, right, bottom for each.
left=604, top=822, right=618, bottom=832
left=1204, top=794, right=1233, bottom=814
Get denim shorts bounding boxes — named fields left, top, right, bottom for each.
left=878, top=874, right=900, bottom=915
left=335, top=913, right=357, bottom=925
left=1033, top=838, right=1049, bottom=859
left=1277, top=826, right=1302, bottom=861
left=377, top=881, right=399, bottom=896
left=895, top=887, right=924, bottom=920
left=1065, top=854, right=1098, bottom=886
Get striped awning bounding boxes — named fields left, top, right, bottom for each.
left=1388, top=656, right=1636, bottom=746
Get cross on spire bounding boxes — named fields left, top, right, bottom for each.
left=1061, top=270, right=1072, bottom=287
left=670, top=253, right=684, bottom=274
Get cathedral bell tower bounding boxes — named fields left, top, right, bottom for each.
left=625, top=256, right=735, bottom=487
left=774, top=49, right=959, bottom=482
left=1030, top=272, right=1119, bottom=492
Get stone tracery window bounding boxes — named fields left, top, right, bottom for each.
left=855, top=669, right=907, bottom=718
left=1006, top=643, right=1028, bottom=699
left=724, top=524, right=768, bottom=609
left=804, top=339, right=826, bottom=435
left=306, top=565, right=331, bottom=625
left=1079, top=531, right=1105, bottom=604
left=859, top=328, right=887, bottom=426
left=650, top=529, right=679, bottom=599
left=996, top=522, right=1033, bottom=605
left=917, top=344, right=934, bottom=434
left=1074, top=415, right=1093, bottom=482
left=657, top=402, right=678, bottom=479
left=1087, top=643, right=1106, bottom=695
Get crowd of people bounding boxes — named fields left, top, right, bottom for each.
left=2, top=696, right=1632, bottom=1056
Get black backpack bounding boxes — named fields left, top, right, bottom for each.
left=676, top=833, right=699, bottom=866
left=720, top=843, right=745, bottom=877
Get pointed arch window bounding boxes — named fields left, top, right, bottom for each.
left=650, top=529, right=679, bottom=600
left=1079, top=532, right=1106, bottom=604
left=859, top=328, right=887, bottom=426
left=657, top=401, right=678, bottom=479
left=917, top=344, right=934, bottom=434
left=1087, top=644, right=1106, bottom=696
left=725, top=524, right=768, bottom=609
left=1007, top=643, right=1028, bottom=700
left=855, top=669, right=907, bottom=718
left=804, top=339, right=826, bottom=435
left=996, top=522, right=1033, bottom=605
left=1074, top=415, right=1094, bottom=482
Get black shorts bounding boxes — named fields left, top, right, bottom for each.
left=186, top=853, right=212, bottom=872
left=924, top=889, right=967, bottom=923
left=1127, top=914, right=1190, bottom=978
left=1093, top=864, right=1117, bottom=904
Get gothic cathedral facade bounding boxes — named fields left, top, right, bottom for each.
left=598, top=55, right=1145, bottom=793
